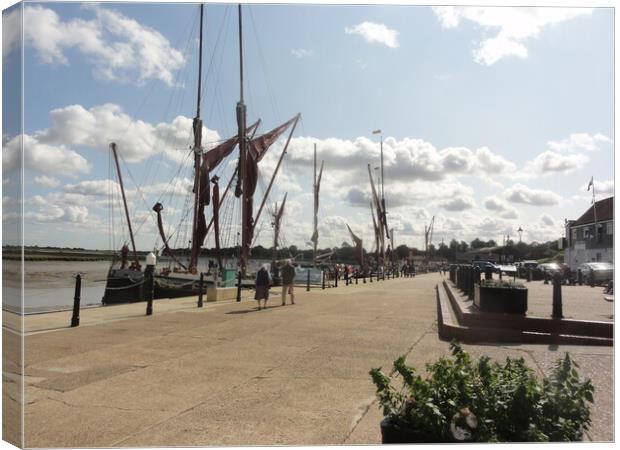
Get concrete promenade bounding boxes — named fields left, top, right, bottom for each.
left=4, top=273, right=613, bottom=446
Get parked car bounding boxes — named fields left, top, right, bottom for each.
left=537, top=262, right=562, bottom=276
left=472, top=260, right=498, bottom=272
left=578, top=262, right=614, bottom=285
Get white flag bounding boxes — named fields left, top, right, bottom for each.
left=587, top=177, right=593, bottom=191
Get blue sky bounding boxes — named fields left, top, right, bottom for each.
left=2, top=1, right=615, bottom=253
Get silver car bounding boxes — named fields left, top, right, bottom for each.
left=578, top=262, right=614, bottom=284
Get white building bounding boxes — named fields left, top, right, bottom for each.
left=564, top=196, right=613, bottom=270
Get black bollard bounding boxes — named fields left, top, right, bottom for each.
left=468, top=267, right=475, bottom=300
left=370, top=272, right=373, bottom=283
left=335, top=272, right=339, bottom=288
left=499, top=270, right=503, bottom=281
left=589, top=270, right=595, bottom=288
left=527, top=268, right=532, bottom=282
left=355, top=274, right=358, bottom=285
left=577, top=269, right=583, bottom=286
left=236, top=270, right=242, bottom=302
left=363, top=273, right=366, bottom=283
left=145, top=265, right=154, bottom=316
left=70, top=274, right=82, bottom=327
left=485, top=266, right=492, bottom=281
left=543, top=269, right=549, bottom=285
left=322, top=270, right=325, bottom=290
left=473, top=266, right=480, bottom=285
left=198, top=272, right=204, bottom=307
left=552, top=273, right=563, bottom=319
left=306, top=269, right=311, bottom=292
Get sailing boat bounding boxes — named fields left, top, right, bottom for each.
left=152, top=3, right=300, bottom=298
left=101, top=143, right=145, bottom=305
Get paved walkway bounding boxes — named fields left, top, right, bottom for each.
left=3, top=273, right=613, bottom=446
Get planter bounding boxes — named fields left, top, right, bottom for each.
left=474, top=284, right=527, bottom=314
left=380, top=418, right=437, bottom=444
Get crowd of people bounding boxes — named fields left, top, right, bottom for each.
left=253, top=259, right=417, bottom=310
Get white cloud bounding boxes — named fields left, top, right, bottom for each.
left=540, top=213, right=555, bottom=226
left=483, top=196, right=519, bottom=219
left=525, top=150, right=589, bottom=175
left=580, top=179, right=613, bottom=195
left=34, top=175, right=61, bottom=188
left=2, top=7, right=21, bottom=60
left=64, top=179, right=122, bottom=197
left=15, top=5, right=185, bottom=85
left=24, top=204, right=89, bottom=224
left=505, top=184, right=562, bottom=206
left=433, top=6, right=593, bottom=65
left=345, top=21, right=399, bottom=48
left=547, top=133, right=612, bottom=152
left=3, top=134, right=91, bottom=177
left=22, top=103, right=220, bottom=170
left=290, top=48, right=313, bottom=59
left=440, top=196, right=476, bottom=212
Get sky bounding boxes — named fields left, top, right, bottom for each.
left=1, top=1, right=615, bottom=254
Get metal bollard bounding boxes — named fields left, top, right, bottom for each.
left=363, top=273, right=366, bottom=283
left=236, top=271, right=242, bottom=302
left=198, top=272, right=204, bottom=307
left=355, top=274, right=358, bottom=285
left=527, top=268, right=532, bottom=282
left=335, top=272, right=338, bottom=288
left=70, top=274, right=81, bottom=327
left=543, top=269, right=549, bottom=285
left=306, top=269, right=311, bottom=292
left=552, top=273, right=563, bottom=319
left=145, top=266, right=154, bottom=316
left=322, top=270, right=325, bottom=290
left=370, top=272, right=373, bottom=283
left=499, top=270, right=503, bottom=281
left=468, top=267, right=474, bottom=300
left=577, top=269, right=583, bottom=286
left=589, top=271, right=595, bottom=288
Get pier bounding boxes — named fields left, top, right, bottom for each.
left=3, top=273, right=613, bottom=446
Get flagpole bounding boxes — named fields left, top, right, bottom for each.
left=592, top=179, right=598, bottom=239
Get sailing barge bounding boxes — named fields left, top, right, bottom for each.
left=103, top=3, right=300, bottom=303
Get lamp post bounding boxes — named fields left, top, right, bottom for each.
left=517, top=226, right=523, bottom=243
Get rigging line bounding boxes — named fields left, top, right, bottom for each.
left=203, top=6, right=232, bottom=134
left=248, top=7, right=281, bottom=123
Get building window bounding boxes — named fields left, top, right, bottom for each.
left=584, top=227, right=591, bottom=239
left=571, top=228, right=577, bottom=242
left=607, top=221, right=613, bottom=235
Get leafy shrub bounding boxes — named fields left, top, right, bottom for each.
left=369, top=342, right=594, bottom=442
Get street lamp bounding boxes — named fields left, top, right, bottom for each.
left=517, top=226, right=523, bottom=243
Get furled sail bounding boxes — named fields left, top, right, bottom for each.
left=238, top=115, right=299, bottom=272
left=211, top=176, right=222, bottom=270
left=311, top=160, right=324, bottom=244
left=346, top=224, right=364, bottom=266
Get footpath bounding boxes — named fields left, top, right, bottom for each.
left=2, top=273, right=613, bottom=446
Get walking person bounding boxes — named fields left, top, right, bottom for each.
left=255, top=264, right=272, bottom=310
left=281, top=259, right=296, bottom=305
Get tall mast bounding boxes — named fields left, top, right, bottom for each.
left=313, top=143, right=318, bottom=265
left=189, top=3, right=205, bottom=272
left=236, top=3, right=249, bottom=275
left=110, top=143, right=139, bottom=267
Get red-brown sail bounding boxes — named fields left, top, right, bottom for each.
left=346, top=224, right=364, bottom=266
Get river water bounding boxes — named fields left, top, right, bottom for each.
left=3, top=258, right=324, bottom=313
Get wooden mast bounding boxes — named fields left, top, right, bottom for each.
left=236, top=3, right=249, bottom=276
left=313, top=143, right=318, bottom=265
left=110, top=142, right=139, bottom=267
left=189, top=3, right=205, bottom=273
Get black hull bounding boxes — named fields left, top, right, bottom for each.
left=102, top=270, right=145, bottom=305
left=153, top=275, right=212, bottom=299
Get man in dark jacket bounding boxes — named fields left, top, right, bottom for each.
left=281, top=259, right=296, bottom=305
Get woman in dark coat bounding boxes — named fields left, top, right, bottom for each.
left=255, top=264, right=272, bottom=310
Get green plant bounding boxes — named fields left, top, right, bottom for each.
left=480, top=279, right=526, bottom=289
left=369, top=342, right=594, bottom=442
